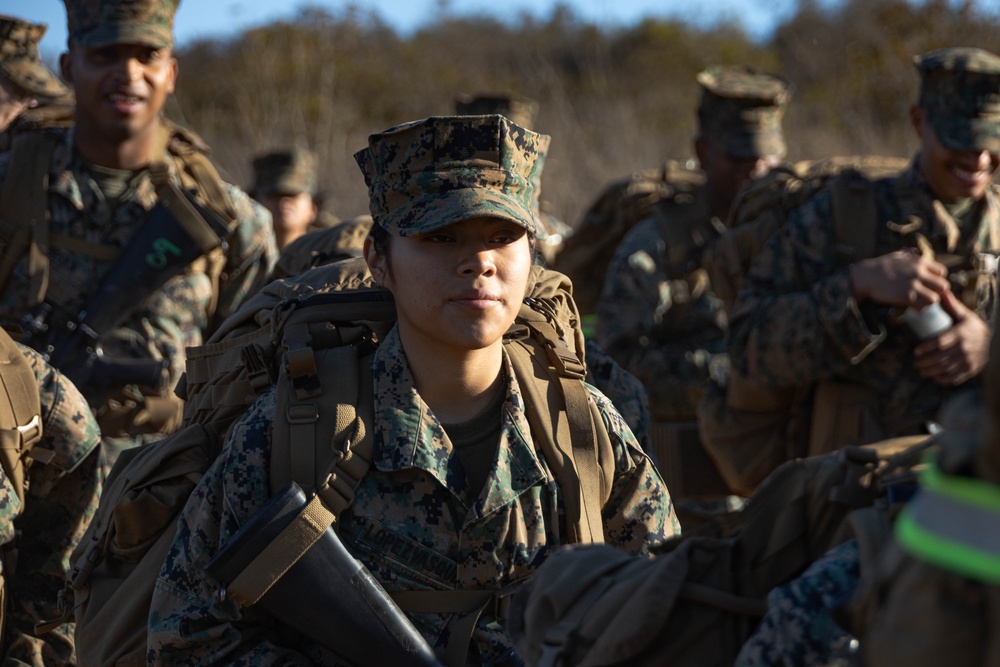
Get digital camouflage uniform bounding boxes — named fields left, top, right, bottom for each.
left=729, top=49, right=1000, bottom=443
left=149, top=328, right=677, bottom=665
left=149, top=114, right=678, bottom=666
left=0, top=15, right=72, bottom=151
left=4, top=343, right=102, bottom=667
left=596, top=66, right=790, bottom=426
left=0, top=0, right=278, bottom=459
left=0, top=128, right=276, bottom=448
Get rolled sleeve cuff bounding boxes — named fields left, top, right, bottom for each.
left=816, top=269, right=886, bottom=365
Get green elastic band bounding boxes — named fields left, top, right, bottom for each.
left=896, top=507, right=1000, bottom=584
left=922, top=457, right=1000, bottom=512
left=580, top=313, right=597, bottom=340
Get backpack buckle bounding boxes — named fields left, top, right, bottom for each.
left=17, top=414, right=41, bottom=450
left=543, top=337, right=586, bottom=380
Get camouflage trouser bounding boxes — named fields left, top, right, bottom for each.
left=735, top=539, right=860, bottom=667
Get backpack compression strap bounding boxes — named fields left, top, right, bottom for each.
left=829, top=168, right=880, bottom=265
left=0, top=131, right=59, bottom=307
left=0, top=333, right=43, bottom=509
left=506, top=320, right=611, bottom=545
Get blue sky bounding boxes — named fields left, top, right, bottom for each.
left=9, top=0, right=805, bottom=58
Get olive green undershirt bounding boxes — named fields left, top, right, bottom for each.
left=85, top=161, right=145, bottom=210
left=441, top=385, right=506, bottom=500
left=943, top=196, right=981, bottom=237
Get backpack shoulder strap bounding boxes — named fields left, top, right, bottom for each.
left=829, top=167, right=881, bottom=264
left=0, top=131, right=60, bottom=305
left=226, top=344, right=376, bottom=609
left=651, top=184, right=720, bottom=279
left=156, top=120, right=237, bottom=225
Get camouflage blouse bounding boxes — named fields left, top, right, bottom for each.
left=149, top=326, right=679, bottom=666
left=729, top=158, right=1000, bottom=438
left=3, top=344, right=102, bottom=667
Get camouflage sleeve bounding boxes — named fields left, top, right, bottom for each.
left=5, top=345, right=102, bottom=667
left=584, top=339, right=651, bottom=454
left=735, top=539, right=859, bottom=666
left=728, top=191, right=888, bottom=387
left=590, top=385, right=681, bottom=551
left=595, top=219, right=726, bottom=421
left=148, top=390, right=331, bottom=666
left=210, top=185, right=279, bottom=332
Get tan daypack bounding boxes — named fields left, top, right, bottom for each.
left=555, top=160, right=705, bottom=320
left=508, top=435, right=932, bottom=667
left=697, top=156, right=911, bottom=496
left=53, top=258, right=616, bottom=667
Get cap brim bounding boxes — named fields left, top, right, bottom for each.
left=930, top=113, right=1000, bottom=153
left=0, top=60, right=68, bottom=99
left=379, top=188, right=539, bottom=237
left=75, top=25, right=173, bottom=50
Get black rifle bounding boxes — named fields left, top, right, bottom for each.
left=20, top=188, right=232, bottom=400
left=206, top=482, right=444, bottom=667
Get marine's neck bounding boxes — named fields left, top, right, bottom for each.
left=400, top=334, right=506, bottom=425
left=73, top=118, right=161, bottom=171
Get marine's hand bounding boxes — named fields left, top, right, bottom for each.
left=914, top=290, right=990, bottom=386
left=848, top=249, right=949, bottom=308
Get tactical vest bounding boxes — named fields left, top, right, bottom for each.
left=0, top=122, right=239, bottom=436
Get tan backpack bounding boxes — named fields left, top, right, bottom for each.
left=554, top=161, right=705, bottom=322
left=697, top=156, right=910, bottom=496
left=703, top=155, right=909, bottom=314
left=50, top=258, right=616, bottom=667
left=508, top=435, right=932, bottom=667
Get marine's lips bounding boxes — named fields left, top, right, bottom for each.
left=450, top=289, right=504, bottom=309
left=107, top=90, right=146, bottom=113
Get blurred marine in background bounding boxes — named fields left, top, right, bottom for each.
left=0, top=0, right=277, bottom=468
left=593, top=65, right=791, bottom=503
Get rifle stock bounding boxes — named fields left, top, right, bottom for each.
left=206, top=482, right=444, bottom=667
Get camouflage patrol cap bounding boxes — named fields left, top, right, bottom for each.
left=696, top=65, right=792, bottom=159
left=0, top=16, right=68, bottom=99
left=915, top=47, right=1000, bottom=153
left=64, top=0, right=179, bottom=49
left=251, top=148, right=318, bottom=197
left=455, top=93, right=539, bottom=130
left=354, top=114, right=549, bottom=236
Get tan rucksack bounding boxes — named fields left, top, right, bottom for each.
left=697, top=156, right=910, bottom=496
left=51, top=258, right=616, bottom=667
left=555, top=160, right=705, bottom=322
left=508, top=435, right=932, bottom=667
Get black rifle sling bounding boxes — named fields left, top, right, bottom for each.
left=0, top=124, right=233, bottom=351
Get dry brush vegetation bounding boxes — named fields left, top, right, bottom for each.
left=165, top=0, right=1000, bottom=227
